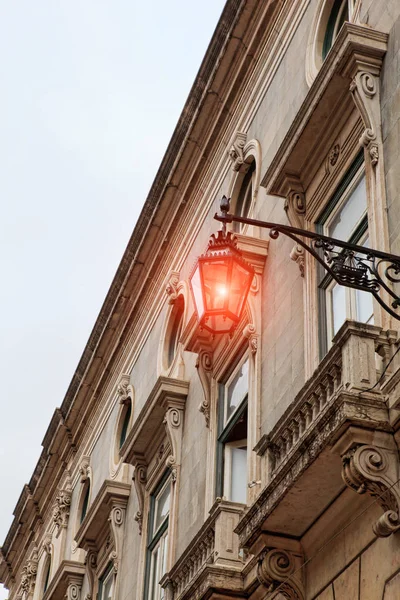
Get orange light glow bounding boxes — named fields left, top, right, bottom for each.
left=216, top=284, right=228, bottom=297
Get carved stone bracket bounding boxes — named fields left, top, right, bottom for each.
left=257, top=548, right=305, bottom=599
left=342, top=443, right=400, bottom=537
left=53, top=486, right=72, bottom=534
left=164, top=400, right=185, bottom=476
left=349, top=70, right=380, bottom=167
left=18, top=548, right=38, bottom=600
left=42, top=533, right=52, bottom=556
left=132, top=456, right=147, bottom=534
left=195, top=350, right=213, bottom=427
left=243, top=323, right=258, bottom=354
left=109, top=502, right=126, bottom=573
left=66, top=582, right=82, bottom=600
left=84, top=548, right=97, bottom=600
left=117, top=373, right=131, bottom=405
left=289, top=244, right=305, bottom=277
left=228, top=131, right=247, bottom=171
left=284, top=187, right=305, bottom=230
left=166, top=271, right=180, bottom=304
left=79, top=456, right=90, bottom=483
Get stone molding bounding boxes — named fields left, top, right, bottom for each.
left=79, top=457, right=91, bottom=483
left=165, top=271, right=181, bottom=304
left=17, top=547, right=38, bottom=600
left=116, top=373, right=131, bottom=405
left=228, top=131, right=247, bottom=171
left=195, top=349, right=213, bottom=427
left=52, top=485, right=72, bottom=534
left=131, top=454, right=147, bottom=534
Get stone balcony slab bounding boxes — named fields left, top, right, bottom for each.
left=236, top=321, right=395, bottom=551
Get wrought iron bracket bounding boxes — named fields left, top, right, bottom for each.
left=214, top=196, right=400, bottom=321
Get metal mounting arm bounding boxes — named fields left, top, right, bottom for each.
left=214, top=196, right=400, bottom=321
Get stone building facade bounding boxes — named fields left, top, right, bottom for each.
left=1, top=0, right=400, bottom=598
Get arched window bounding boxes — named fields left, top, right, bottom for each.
left=233, top=161, right=256, bottom=233
left=42, top=556, right=51, bottom=596
left=322, top=0, right=351, bottom=59
left=80, top=480, right=91, bottom=524
left=165, top=295, right=184, bottom=369
left=119, top=401, right=132, bottom=449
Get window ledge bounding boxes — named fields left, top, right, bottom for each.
left=261, top=23, right=388, bottom=201
left=42, top=560, right=85, bottom=600
left=236, top=320, right=394, bottom=550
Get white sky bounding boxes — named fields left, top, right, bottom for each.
left=0, top=2, right=225, bottom=597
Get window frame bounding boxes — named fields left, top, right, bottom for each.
left=144, top=473, right=172, bottom=600
left=216, top=355, right=249, bottom=504
left=317, top=151, right=372, bottom=355
left=98, top=562, right=115, bottom=600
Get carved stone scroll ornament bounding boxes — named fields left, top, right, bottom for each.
left=109, top=503, right=126, bottom=573
left=79, top=457, right=90, bottom=483
left=84, top=548, right=97, bottom=600
left=342, top=444, right=400, bottom=537
left=18, top=548, right=38, bottom=600
left=229, top=131, right=247, bottom=171
left=289, top=244, right=305, bottom=277
left=52, top=487, right=72, bottom=533
left=132, top=458, right=147, bottom=534
left=67, top=583, right=81, bottom=600
left=166, top=271, right=180, bottom=305
left=243, top=323, right=258, bottom=354
left=349, top=71, right=380, bottom=167
left=42, top=533, right=52, bottom=555
left=117, top=373, right=131, bottom=405
left=164, top=404, right=184, bottom=476
left=195, top=350, right=213, bottom=427
left=257, top=548, right=305, bottom=599
left=284, top=190, right=305, bottom=229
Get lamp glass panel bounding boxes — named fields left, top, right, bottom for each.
left=228, top=260, right=253, bottom=318
left=206, top=314, right=234, bottom=334
left=201, top=258, right=230, bottom=311
left=190, top=264, right=204, bottom=318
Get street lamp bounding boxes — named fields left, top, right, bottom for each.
left=189, top=196, right=400, bottom=333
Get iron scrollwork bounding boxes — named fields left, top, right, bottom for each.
left=215, top=196, right=400, bottom=321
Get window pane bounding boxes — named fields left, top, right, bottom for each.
left=227, top=359, right=249, bottom=420
left=154, top=485, right=170, bottom=534
left=356, top=289, right=374, bottom=324
left=328, top=175, right=366, bottom=241
left=103, top=575, right=113, bottom=600
left=331, top=283, right=346, bottom=335
left=230, top=446, right=247, bottom=503
left=149, top=546, right=160, bottom=600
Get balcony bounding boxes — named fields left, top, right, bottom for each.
left=237, top=320, right=396, bottom=551
left=162, top=499, right=245, bottom=600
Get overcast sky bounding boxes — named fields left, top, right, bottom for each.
left=0, top=2, right=225, bottom=597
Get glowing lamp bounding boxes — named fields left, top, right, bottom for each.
left=189, top=230, right=255, bottom=334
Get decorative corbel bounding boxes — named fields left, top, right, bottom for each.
left=42, top=533, right=52, bottom=556
left=117, top=373, right=131, bottom=405
left=108, top=502, right=126, bottom=573
left=84, top=547, right=97, bottom=600
left=228, top=131, right=247, bottom=171
left=349, top=70, right=381, bottom=167
left=19, top=547, right=38, bottom=600
left=195, top=350, right=213, bottom=427
left=163, top=401, right=185, bottom=478
left=66, top=581, right=82, bottom=600
left=289, top=245, right=305, bottom=277
left=284, top=187, right=305, bottom=230
left=132, top=456, right=147, bottom=534
left=257, top=548, right=305, bottom=599
left=341, top=444, right=400, bottom=537
left=79, top=456, right=90, bottom=483
left=166, top=271, right=180, bottom=305
left=52, top=485, right=72, bottom=534
left=243, top=324, right=258, bottom=354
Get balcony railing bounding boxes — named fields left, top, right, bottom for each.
left=162, top=499, right=244, bottom=600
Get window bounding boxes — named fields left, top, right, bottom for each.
left=80, top=480, right=91, bottom=524
left=233, top=161, right=255, bottom=233
left=99, top=564, right=114, bottom=600
left=145, top=477, right=171, bottom=600
left=318, top=153, right=373, bottom=353
left=119, top=401, right=132, bottom=449
left=42, top=557, right=51, bottom=596
left=322, top=0, right=353, bottom=59
left=216, top=357, right=249, bottom=504
left=163, top=295, right=184, bottom=371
